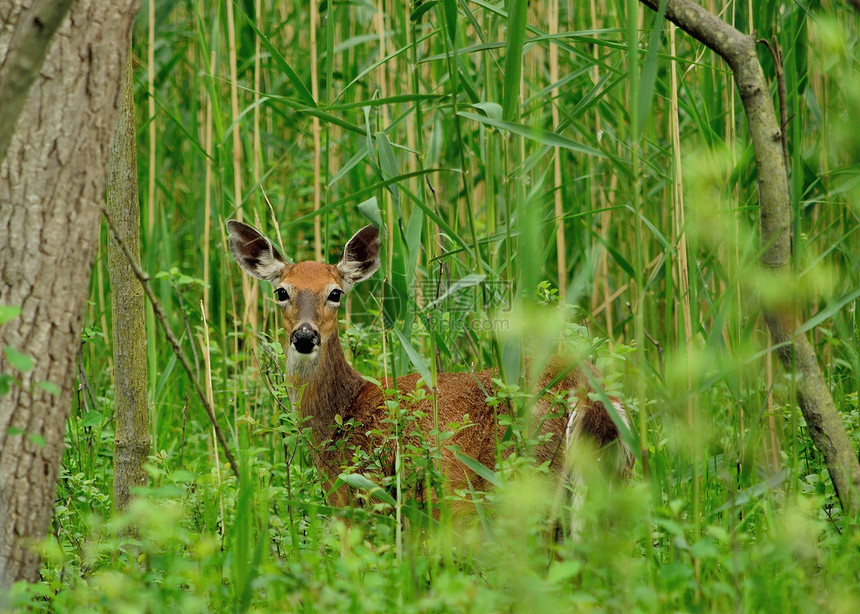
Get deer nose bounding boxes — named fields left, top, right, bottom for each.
left=290, top=324, right=320, bottom=354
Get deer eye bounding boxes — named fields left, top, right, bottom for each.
left=327, top=289, right=343, bottom=303
left=275, top=287, right=289, bottom=302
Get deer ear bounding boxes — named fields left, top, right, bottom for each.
left=226, top=220, right=286, bottom=283
left=337, top=225, right=381, bottom=290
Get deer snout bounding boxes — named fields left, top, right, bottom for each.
left=290, top=324, right=321, bottom=354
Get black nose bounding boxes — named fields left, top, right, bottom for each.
left=290, top=324, right=320, bottom=354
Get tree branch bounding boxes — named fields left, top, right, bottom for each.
left=638, top=0, right=860, bottom=516
left=0, top=0, right=76, bottom=162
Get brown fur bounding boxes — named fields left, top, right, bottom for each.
left=295, top=327, right=632, bottom=508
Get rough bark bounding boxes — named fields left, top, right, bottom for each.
left=107, top=50, right=149, bottom=513
left=638, top=0, right=860, bottom=514
left=0, top=0, right=76, bottom=161
left=0, top=0, right=138, bottom=588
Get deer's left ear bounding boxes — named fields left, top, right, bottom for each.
left=337, top=225, right=381, bottom=290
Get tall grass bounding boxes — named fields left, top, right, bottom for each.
left=9, top=1, right=860, bottom=611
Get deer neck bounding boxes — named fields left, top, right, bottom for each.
left=287, top=331, right=365, bottom=439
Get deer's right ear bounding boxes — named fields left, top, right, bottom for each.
left=226, top=220, right=286, bottom=283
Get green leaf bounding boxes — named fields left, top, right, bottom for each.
left=410, top=0, right=437, bottom=22
left=547, top=560, right=582, bottom=584
left=625, top=204, right=673, bottom=253
left=689, top=538, right=718, bottom=560
left=287, top=168, right=461, bottom=242
left=357, top=196, right=382, bottom=228
left=339, top=31, right=438, bottom=102
left=461, top=470, right=493, bottom=532
left=4, top=346, right=34, bottom=373
left=425, top=274, right=485, bottom=310
left=796, top=286, right=860, bottom=335
left=338, top=473, right=397, bottom=506
left=238, top=6, right=316, bottom=107
left=520, top=71, right=627, bottom=177
left=0, top=305, right=21, bottom=325
left=80, top=411, right=103, bottom=429
left=638, top=0, right=668, bottom=138
left=375, top=132, right=401, bottom=212
left=363, top=106, right=376, bottom=173
left=712, top=469, right=790, bottom=514
left=154, top=351, right=178, bottom=405
left=382, top=280, right=404, bottom=328
left=470, top=101, right=503, bottom=122
left=28, top=433, right=46, bottom=448
left=592, top=230, right=635, bottom=279
left=388, top=229, right=409, bottom=323
left=449, top=447, right=501, bottom=487
left=392, top=327, right=433, bottom=386
left=441, top=0, right=457, bottom=45
left=324, top=94, right=442, bottom=112
left=0, top=374, right=12, bottom=396
left=36, top=381, right=61, bottom=396
left=374, top=133, right=398, bottom=174
left=457, top=111, right=606, bottom=158
left=281, top=497, right=396, bottom=526
left=404, top=204, right=424, bottom=271
left=171, top=470, right=196, bottom=484
left=292, top=105, right=364, bottom=135
left=501, top=0, right=528, bottom=122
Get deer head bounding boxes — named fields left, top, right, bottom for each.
left=226, top=220, right=381, bottom=375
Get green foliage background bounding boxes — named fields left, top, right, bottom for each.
left=9, top=0, right=860, bottom=611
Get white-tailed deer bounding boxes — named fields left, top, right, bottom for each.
left=227, top=220, right=634, bottom=513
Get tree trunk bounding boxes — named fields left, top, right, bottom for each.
left=0, top=0, right=76, bottom=162
left=0, top=0, right=138, bottom=588
left=637, top=0, right=860, bottom=515
left=107, top=49, right=149, bottom=513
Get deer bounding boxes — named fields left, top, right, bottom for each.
left=226, top=220, right=634, bottom=520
